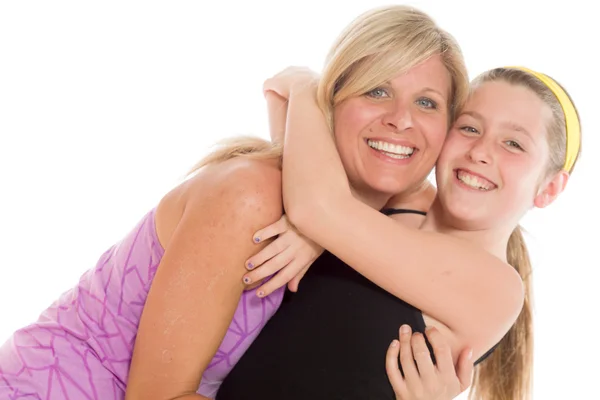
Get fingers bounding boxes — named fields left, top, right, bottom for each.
left=425, top=326, right=472, bottom=396
left=398, top=325, right=421, bottom=389
left=262, top=67, right=321, bottom=99
left=248, top=216, right=321, bottom=295
left=455, top=347, right=474, bottom=392
left=286, top=265, right=310, bottom=292
left=385, top=339, right=408, bottom=399
left=388, top=325, right=471, bottom=399
left=254, top=258, right=307, bottom=297
left=252, top=215, right=289, bottom=244
left=246, top=234, right=290, bottom=271
left=424, top=327, right=453, bottom=378
left=263, top=78, right=287, bottom=99
left=264, top=88, right=288, bottom=102
left=287, top=274, right=301, bottom=292
left=244, top=247, right=295, bottom=287
left=411, top=332, right=436, bottom=388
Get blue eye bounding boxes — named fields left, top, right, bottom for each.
left=416, top=98, right=437, bottom=109
left=506, top=140, right=524, bottom=150
left=460, top=126, right=479, bottom=134
left=366, top=88, right=389, bottom=98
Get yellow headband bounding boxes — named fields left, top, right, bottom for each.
left=504, top=66, right=580, bottom=172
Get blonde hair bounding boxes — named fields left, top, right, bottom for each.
left=317, top=5, right=468, bottom=127
left=468, top=68, right=581, bottom=400
left=188, top=5, right=469, bottom=175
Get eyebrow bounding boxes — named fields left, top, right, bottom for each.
left=500, top=121, right=532, bottom=139
left=461, top=111, right=532, bottom=139
left=421, top=87, right=447, bottom=98
left=461, top=110, right=484, bottom=121
left=382, top=82, right=447, bottom=99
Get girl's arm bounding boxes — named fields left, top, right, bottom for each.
left=125, top=159, right=283, bottom=400
left=279, top=81, right=524, bottom=359
left=266, top=91, right=288, bottom=144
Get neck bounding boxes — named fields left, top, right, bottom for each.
left=420, top=198, right=514, bottom=262
left=349, top=185, right=392, bottom=211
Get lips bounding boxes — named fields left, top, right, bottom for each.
left=454, top=168, right=498, bottom=191
left=365, top=138, right=418, bottom=160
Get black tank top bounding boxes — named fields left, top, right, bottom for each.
left=216, top=209, right=495, bottom=400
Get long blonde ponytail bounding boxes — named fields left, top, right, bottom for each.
left=469, top=225, right=534, bottom=400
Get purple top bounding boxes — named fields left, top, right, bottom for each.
left=0, top=208, right=284, bottom=399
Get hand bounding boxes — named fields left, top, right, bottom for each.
left=263, top=66, right=320, bottom=101
left=242, top=214, right=324, bottom=296
left=386, top=325, right=473, bottom=400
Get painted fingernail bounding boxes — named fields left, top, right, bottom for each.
left=253, top=237, right=261, bottom=243
left=390, top=340, right=399, bottom=348
left=243, top=276, right=251, bottom=284
left=247, top=262, right=254, bottom=270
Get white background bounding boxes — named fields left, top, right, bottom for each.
left=1, top=1, right=598, bottom=398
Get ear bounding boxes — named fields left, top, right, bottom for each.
left=533, top=170, right=569, bottom=208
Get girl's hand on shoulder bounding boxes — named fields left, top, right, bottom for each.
left=243, top=214, right=323, bottom=296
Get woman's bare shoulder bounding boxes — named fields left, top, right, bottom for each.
left=156, top=157, right=282, bottom=248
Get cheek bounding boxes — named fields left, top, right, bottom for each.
left=333, top=102, right=380, bottom=152
left=334, top=100, right=381, bottom=136
left=421, top=117, right=449, bottom=151
left=504, top=163, right=543, bottom=198
left=436, top=132, right=463, bottom=164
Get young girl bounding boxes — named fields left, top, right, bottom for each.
left=215, top=66, right=581, bottom=400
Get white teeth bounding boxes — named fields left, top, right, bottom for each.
left=367, top=140, right=415, bottom=157
left=457, top=170, right=495, bottom=191
left=385, top=152, right=408, bottom=159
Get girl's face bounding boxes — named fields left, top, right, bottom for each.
left=435, top=80, right=566, bottom=231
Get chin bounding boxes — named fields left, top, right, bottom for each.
left=440, top=199, right=489, bottom=228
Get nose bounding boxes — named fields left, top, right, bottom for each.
left=467, top=136, right=494, bottom=165
left=381, top=100, right=413, bottom=132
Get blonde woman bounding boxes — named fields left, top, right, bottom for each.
left=0, top=5, right=469, bottom=400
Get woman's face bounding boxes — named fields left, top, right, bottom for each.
left=332, top=55, right=452, bottom=204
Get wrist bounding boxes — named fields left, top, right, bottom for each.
left=289, top=79, right=318, bottom=101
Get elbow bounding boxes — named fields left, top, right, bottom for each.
left=485, top=262, right=526, bottom=331
left=445, top=266, right=526, bottom=358
left=496, top=264, right=526, bottom=324
left=470, top=269, right=526, bottom=355
left=495, top=269, right=526, bottom=327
